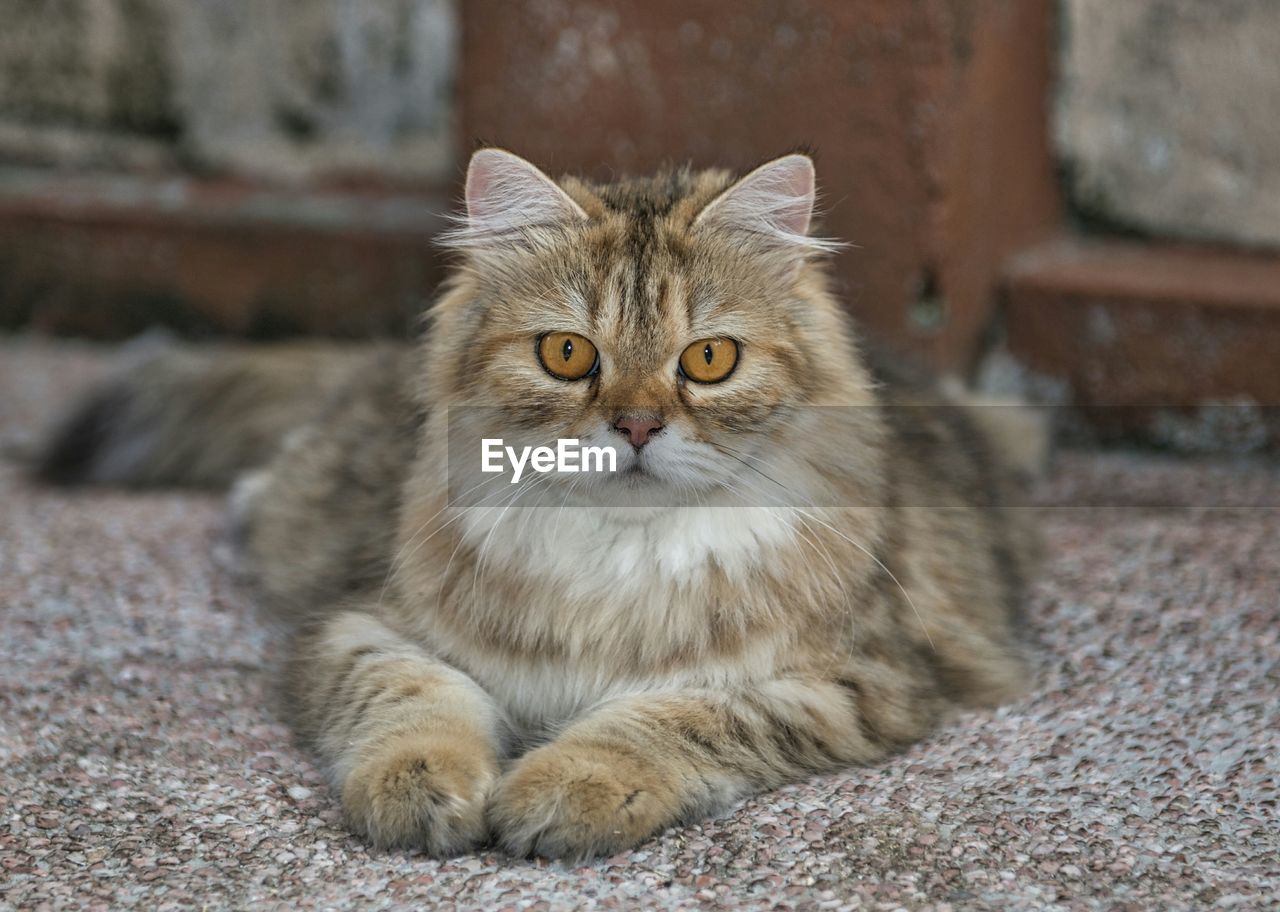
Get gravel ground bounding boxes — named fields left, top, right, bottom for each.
left=1, top=337, right=1277, bottom=911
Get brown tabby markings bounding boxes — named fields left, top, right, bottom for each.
left=38, top=149, right=1040, bottom=859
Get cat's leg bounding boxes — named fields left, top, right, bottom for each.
left=488, top=672, right=939, bottom=859
left=286, top=610, right=505, bottom=854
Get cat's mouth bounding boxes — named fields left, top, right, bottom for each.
left=612, top=458, right=674, bottom=490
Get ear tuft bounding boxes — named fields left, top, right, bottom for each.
left=443, top=149, right=587, bottom=248
left=695, top=154, right=840, bottom=255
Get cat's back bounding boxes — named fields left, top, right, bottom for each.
left=233, top=344, right=423, bottom=616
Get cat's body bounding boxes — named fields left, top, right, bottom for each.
left=39, top=150, right=1041, bottom=858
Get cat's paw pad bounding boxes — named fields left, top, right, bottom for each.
left=488, top=743, right=670, bottom=859
left=342, top=733, right=494, bottom=855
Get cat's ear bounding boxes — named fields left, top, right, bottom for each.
left=694, top=154, right=839, bottom=256
left=446, top=148, right=587, bottom=247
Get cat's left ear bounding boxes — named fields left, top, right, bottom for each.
left=694, top=154, right=839, bottom=257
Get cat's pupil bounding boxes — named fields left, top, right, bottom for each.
left=562, top=339, right=573, bottom=362
left=703, top=344, right=713, bottom=365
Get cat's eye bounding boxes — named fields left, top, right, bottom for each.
left=537, top=332, right=599, bottom=381
left=679, top=338, right=739, bottom=383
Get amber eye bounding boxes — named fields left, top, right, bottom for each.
left=537, top=332, right=599, bottom=381
left=679, top=338, right=739, bottom=383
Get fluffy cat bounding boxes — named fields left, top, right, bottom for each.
left=39, top=149, right=1040, bottom=859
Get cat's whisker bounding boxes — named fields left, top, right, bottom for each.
left=431, top=483, right=532, bottom=618
left=470, top=471, right=558, bottom=610
left=709, top=442, right=794, bottom=498
left=709, top=472, right=849, bottom=644
left=511, top=472, right=568, bottom=558
left=378, top=477, right=526, bottom=608
left=711, top=441, right=934, bottom=650
left=784, top=509, right=867, bottom=680
left=550, top=475, right=583, bottom=548
left=451, top=475, right=540, bottom=613
left=378, top=474, right=501, bottom=601
left=791, top=506, right=935, bottom=651
left=722, top=474, right=854, bottom=615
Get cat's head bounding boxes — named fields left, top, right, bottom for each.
left=428, top=149, right=879, bottom=508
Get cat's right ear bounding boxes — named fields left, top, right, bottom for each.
left=444, top=149, right=587, bottom=248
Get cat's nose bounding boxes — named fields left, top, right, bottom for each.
left=613, top=415, right=664, bottom=449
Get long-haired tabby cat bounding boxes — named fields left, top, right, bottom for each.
left=38, top=149, right=1042, bottom=859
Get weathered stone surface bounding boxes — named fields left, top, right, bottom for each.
left=1057, top=0, right=1280, bottom=247
left=0, top=169, right=449, bottom=338
left=0, top=0, right=177, bottom=136
left=0, top=0, right=457, bottom=181
left=457, top=0, right=1062, bottom=372
left=1001, top=236, right=1280, bottom=450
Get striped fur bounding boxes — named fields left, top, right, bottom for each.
left=38, top=150, right=1039, bottom=859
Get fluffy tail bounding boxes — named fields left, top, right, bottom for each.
left=938, top=377, right=1051, bottom=480
left=36, top=341, right=375, bottom=488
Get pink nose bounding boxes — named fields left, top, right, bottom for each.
left=613, top=416, right=664, bottom=448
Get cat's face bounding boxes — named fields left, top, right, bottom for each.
left=431, top=150, right=870, bottom=508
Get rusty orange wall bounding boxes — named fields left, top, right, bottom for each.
left=457, top=0, right=1062, bottom=372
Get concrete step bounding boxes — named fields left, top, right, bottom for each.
left=1004, top=236, right=1280, bottom=450
left=0, top=169, right=450, bottom=339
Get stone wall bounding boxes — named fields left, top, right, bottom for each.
left=0, top=0, right=457, bottom=182
left=1057, top=0, right=1280, bottom=247
left=457, top=0, right=1062, bottom=372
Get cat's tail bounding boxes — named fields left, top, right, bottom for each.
left=938, top=378, right=1052, bottom=480
left=35, top=339, right=377, bottom=489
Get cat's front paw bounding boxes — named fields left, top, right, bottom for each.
left=488, top=741, right=676, bottom=859
left=341, top=731, right=495, bottom=855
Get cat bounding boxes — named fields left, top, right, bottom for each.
left=38, top=148, right=1042, bottom=859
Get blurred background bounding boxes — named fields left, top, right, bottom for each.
left=1, top=0, right=1277, bottom=447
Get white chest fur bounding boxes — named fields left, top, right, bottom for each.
left=438, top=503, right=800, bottom=732
left=457, top=502, right=798, bottom=595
